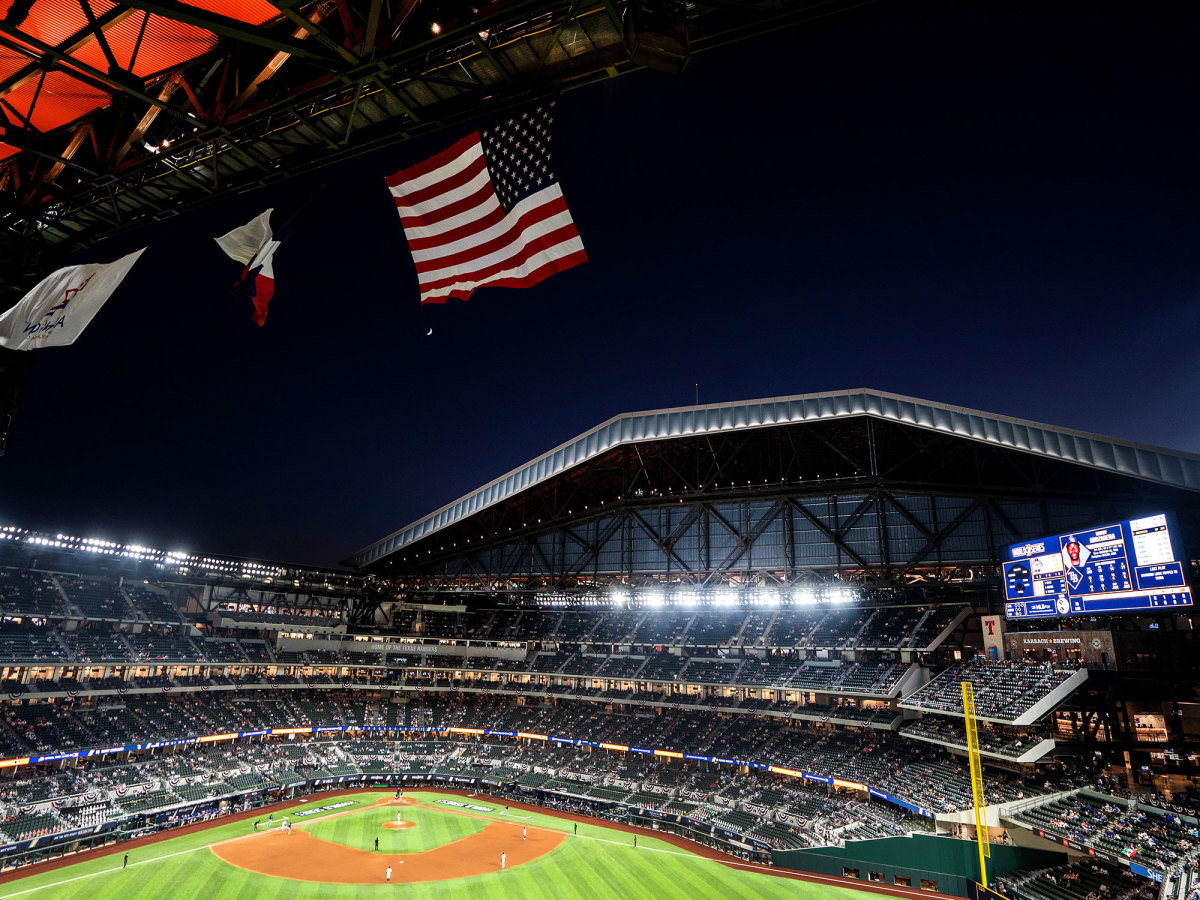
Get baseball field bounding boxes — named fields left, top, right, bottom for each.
left=0, top=790, right=905, bottom=899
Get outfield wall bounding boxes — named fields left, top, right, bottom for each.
left=771, top=835, right=1062, bottom=898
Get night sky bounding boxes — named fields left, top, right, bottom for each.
left=0, top=0, right=1196, bottom=567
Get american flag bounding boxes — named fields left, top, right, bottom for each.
left=386, top=101, right=586, bottom=304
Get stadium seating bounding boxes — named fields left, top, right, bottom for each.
left=0, top=689, right=1092, bottom=821
left=900, top=716, right=1046, bottom=760
left=0, top=569, right=66, bottom=618
left=900, top=657, right=1081, bottom=722
left=1008, top=791, right=1200, bottom=873
left=0, top=557, right=1132, bottom=895
left=1000, top=860, right=1160, bottom=900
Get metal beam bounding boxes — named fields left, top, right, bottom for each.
left=118, top=0, right=341, bottom=66
left=0, top=6, right=134, bottom=97
left=0, top=121, right=97, bottom=175
left=361, top=0, right=384, bottom=57
left=37, top=121, right=92, bottom=190
left=235, top=2, right=341, bottom=111
left=789, top=498, right=871, bottom=571
left=0, top=25, right=183, bottom=118
left=528, top=0, right=583, bottom=85
left=631, top=508, right=696, bottom=576
left=276, top=2, right=361, bottom=64
left=833, top=492, right=876, bottom=541
left=113, top=75, right=183, bottom=165
left=898, top=499, right=982, bottom=576
left=385, top=0, right=425, bottom=39
left=77, top=0, right=122, bottom=74
left=564, top=516, right=624, bottom=578
left=470, top=31, right=513, bottom=83
left=704, top=499, right=788, bottom=582
left=341, top=80, right=365, bottom=144
left=879, top=491, right=933, bottom=541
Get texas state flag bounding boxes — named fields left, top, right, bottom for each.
left=215, top=209, right=281, bottom=326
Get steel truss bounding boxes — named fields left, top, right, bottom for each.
left=372, top=417, right=1200, bottom=592
left=384, top=489, right=1126, bottom=593
left=202, top=585, right=348, bottom=616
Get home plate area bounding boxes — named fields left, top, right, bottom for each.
left=211, top=797, right=564, bottom=884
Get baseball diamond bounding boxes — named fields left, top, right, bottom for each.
left=0, top=790, right=950, bottom=900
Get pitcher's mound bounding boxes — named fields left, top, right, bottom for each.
left=382, top=820, right=415, bottom=830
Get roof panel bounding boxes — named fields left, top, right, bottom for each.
left=352, top=389, right=1200, bottom=567
left=86, top=13, right=219, bottom=79
left=0, top=3, right=219, bottom=147
left=17, top=70, right=110, bottom=132
left=179, top=0, right=280, bottom=26
left=0, top=43, right=27, bottom=83
left=0, top=0, right=114, bottom=48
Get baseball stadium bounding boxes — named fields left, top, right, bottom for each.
left=0, top=0, right=1196, bottom=898
left=0, top=389, right=1193, bottom=899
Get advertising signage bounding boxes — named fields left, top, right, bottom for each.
left=1004, top=514, right=1192, bottom=619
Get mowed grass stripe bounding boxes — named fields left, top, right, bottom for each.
left=302, top=802, right=482, bottom=854
left=0, top=791, right=879, bottom=900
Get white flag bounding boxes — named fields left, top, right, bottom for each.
left=215, top=208, right=273, bottom=265
left=0, top=249, right=146, bottom=350
left=215, top=209, right=280, bottom=326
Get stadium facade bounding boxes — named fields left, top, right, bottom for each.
left=0, top=390, right=1196, bottom=897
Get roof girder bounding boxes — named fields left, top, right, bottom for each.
left=117, top=0, right=343, bottom=65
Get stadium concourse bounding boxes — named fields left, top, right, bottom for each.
left=0, top=391, right=1197, bottom=899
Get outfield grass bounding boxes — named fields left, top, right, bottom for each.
left=0, top=791, right=879, bottom=899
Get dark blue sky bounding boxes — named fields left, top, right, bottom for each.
left=0, top=0, right=1196, bottom=566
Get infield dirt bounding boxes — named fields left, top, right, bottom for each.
left=211, top=812, right=563, bottom=884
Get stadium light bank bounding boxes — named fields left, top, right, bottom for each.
left=533, top=584, right=859, bottom=609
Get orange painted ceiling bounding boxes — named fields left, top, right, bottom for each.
left=0, top=0, right=283, bottom=161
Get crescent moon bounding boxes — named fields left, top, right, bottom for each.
left=426, top=328, right=433, bottom=336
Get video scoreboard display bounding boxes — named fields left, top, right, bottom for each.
left=1004, top=513, right=1193, bottom=619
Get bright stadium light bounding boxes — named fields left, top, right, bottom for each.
left=756, top=588, right=781, bottom=607
left=644, top=590, right=666, bottom=609
left=794, top=586, right=817, bottom=606
left=831, top=586, right=856, bottom=604
left=713, top=587, right=738, bottom=608
left=678, top=589, right=701, bottom=609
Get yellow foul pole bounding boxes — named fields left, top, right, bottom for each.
left=962, top=680, right=989, bottom=889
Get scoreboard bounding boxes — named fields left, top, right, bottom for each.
left=1003, top=513, right=1193, bottom=619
